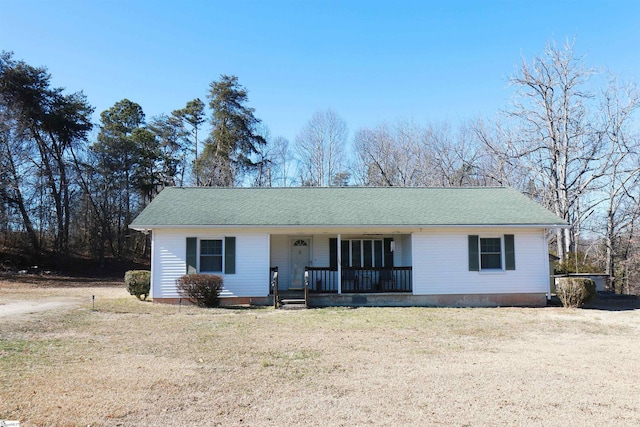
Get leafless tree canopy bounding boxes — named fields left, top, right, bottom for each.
left=294, top=109, right=349, bottom=187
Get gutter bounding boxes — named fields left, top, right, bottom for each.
left=129, top=223, right=570, bottom=232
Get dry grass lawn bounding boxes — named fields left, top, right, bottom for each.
left=1, top=278, right=640, bottom=426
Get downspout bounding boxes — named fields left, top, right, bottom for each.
left=545, top=229, right=555, bottom=300
left=146, top=229, right=154, bottom=301
left=337, top=234, right=342, bottom=295
left=267, top=234, right=271, bottom=297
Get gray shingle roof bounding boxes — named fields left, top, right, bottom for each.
left=129, top=187, right=567, bottom=229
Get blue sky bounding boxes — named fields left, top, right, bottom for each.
left=1, top=1, right=639, bottom=143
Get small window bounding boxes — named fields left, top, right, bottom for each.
left=200, top=239, right=223, bottom=272
left=480, top=237, right=502, bottom=270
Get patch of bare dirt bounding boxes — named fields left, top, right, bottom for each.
left=0, top=272, right=123, bottom=288
left=0, top=300, right=76, bottom=318
left=0, top=276, right=127, bottom=320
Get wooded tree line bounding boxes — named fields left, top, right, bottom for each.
left=1, top=41, right=639, bottom=293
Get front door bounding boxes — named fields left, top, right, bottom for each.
left=290, top=239, right=310, bottom=289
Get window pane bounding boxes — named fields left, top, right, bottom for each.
left=374, top=240, right=383, bottom=267
left=201, top=240, right=222, bottom=255
left=363, top=240, right=373, bottom=268
left=201, top=255, right=222, bottom=272
left=352, top=240, right=362, bottom=267
left=341, top=240, right=350, bottom=267
left=201, top=239, right=223, bottom=272
left=481, top=254, right=501, bottom=269
left=480, top=238, right=501, bottom=269
left=480, top=238, right=501, bottom=253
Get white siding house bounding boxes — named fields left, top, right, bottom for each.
left=412, top=228, right=549, bottom=297
left=131, top=187, right=567, bottom=307
left=152, top=229, right=270, bottom=300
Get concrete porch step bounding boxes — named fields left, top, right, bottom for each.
left=280, top=303, right=307, bottom=310
left=281, top=299, right=306, bottom=305
left=275, top=290, right=308, bottom=309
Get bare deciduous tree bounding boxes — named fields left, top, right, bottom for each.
left=353, top=123, right=400, bottom=186
left=596, top=76, right=640, bottom=289
left=353, top=120, right=430, bottom=187
left=295, top=109, right=348, bottom=187
left=426, top=122, right=485, bottom=187
left=501, top=40, right=606, bottom=261
left=354, top=119, right=488, bottom=188
left=270, top=136, right=292, bottom=187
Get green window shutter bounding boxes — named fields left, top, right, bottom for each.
left=504, top=234, right=515, bottom=270
left=224, top=237, right=236, bottom=274
left=384, top=238, right=394, bottom=268
left=468, top=235, right=479, bottom=271
left=329, top=238, right=337, bottom=271
left=186, top=237, right=197, bottom=274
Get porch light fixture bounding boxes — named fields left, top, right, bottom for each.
left=390, top=241, right=395, bottom=252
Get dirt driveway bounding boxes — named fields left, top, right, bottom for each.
left=0, top=299, right=79, bottom=318
left=0, top=275, right=127, bottom=319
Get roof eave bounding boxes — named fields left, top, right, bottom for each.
left=129, top=223, right=569, bottom=230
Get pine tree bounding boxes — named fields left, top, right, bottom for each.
left=197, top=75, right=266, bottom=186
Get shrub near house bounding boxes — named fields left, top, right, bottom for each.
left=124, top=270, right=151, bottom=300
left=176, top=274, right=224, bottom=307
left=555, top=277, right=596, bottom=308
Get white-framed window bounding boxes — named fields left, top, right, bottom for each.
left=200, top=239, right=223, bottom=272
left=186, top=236, right=235, bottom=275
left=469, top=234, right=515, bottom=272
left=480, top=237, right=502, bottom=270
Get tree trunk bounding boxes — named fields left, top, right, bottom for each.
left=33, top=129, right=65, bottom=253
left=4, top=153, right=40, bottom=252
left=605, top=208, right=615, bottom=291
left=13, top=182, right=40, bottom=252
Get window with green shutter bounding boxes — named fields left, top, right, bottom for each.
left=469, top=235, right=515, bottom=271
left=480, top=237, right=502, bottom=269
left=188, top=237, right=236, bottom=274
left=200, top=239, right=223, bottom=272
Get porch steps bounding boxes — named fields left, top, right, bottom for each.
left=277, top=291, right=308, bottom=309
left=280, top=298, right=307, bottom=309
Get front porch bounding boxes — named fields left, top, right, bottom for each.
left=269, top=232, right=414, bottom=295
left=270, top=266, right=413, bottom=309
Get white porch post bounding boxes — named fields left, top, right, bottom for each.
left=337, top=233, right=342, bottom=294
left=149, top=230, right=155, bottom=300
left=267, top=234, right=271, bottom=296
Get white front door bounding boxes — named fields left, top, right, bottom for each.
left=290, top=239, right=310, bottom=289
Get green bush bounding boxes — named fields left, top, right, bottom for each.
left=124, top=270, right=151, bottom=300
left=176, top=274, right=223, bottom=307
left=555, top=277, right=596, bottom=308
